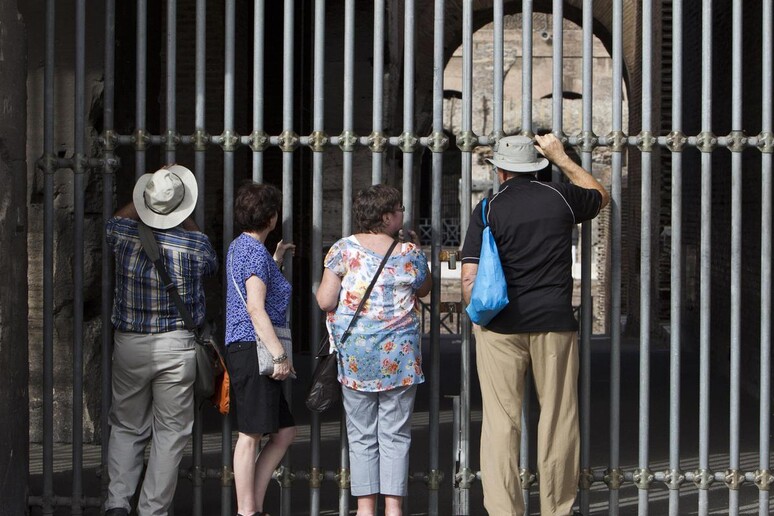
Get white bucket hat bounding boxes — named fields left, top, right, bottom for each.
left=133, top=165, right=198, bottom=229
left=486, top=135, right=549, bottom=173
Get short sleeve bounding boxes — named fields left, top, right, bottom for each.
left=234, top=241, right=271, bottom=287
left=324, top=239, right=348, bottom=277
left=460, top=200, right=485, bottom=263
left=560, top=184, right=603, bottom=223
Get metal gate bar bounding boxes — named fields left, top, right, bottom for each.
left=729, top=2, right=743, bottom=515
left=371, top=0, right=385, bottom=184
left=252, top=0, right=265, bottom=183
left=637, top=0, right=654, bottom=512
left=42, top=0, right=56, bottom=513
left=72, top=0, right=87, bottom=512
left=579, top=0, right=595, bottom=513
left=456, top=2, right=474, bottom=515
left=668, top=1, right=684, bottom=514
left=135, top=0, right=147, bottom=179
left=698, top=1, right=714, bottom=515
left=755, top=0, right=774, bottom=516
left=338, top=1, right=353, bottom=512
left=520, top=3, right=535, bottom=513
left=101, top=0, right=117, bottom=511
left=759, top=2, right=773, bottom=514
left=309, top=1, right=325, bottom=513
left=608, top=0, right=624, bottom=513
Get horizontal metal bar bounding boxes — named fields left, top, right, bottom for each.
left=102, top=132, right=773, bottom=151
left=28, top=496, right=101, bottom=508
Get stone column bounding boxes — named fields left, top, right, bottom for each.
left=0, top=0, right=29, bottom=513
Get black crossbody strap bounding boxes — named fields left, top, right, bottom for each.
left=138, top=222, right=198, bottom=334
left=317, top=237, right=399, bottom=357
left=340, top=238, right=399, bottom=345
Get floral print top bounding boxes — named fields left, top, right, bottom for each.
left=323, top=236, right=429, bottom=392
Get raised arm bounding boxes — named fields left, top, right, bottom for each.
left=534, top=133, right=610, bottom=209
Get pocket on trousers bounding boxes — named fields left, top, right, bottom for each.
left=226, top=341, right=258, bottom=388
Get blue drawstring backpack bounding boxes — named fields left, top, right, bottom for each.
left=466, top=198, right=509, bottom=326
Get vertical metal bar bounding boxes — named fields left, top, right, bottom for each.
left=253, top=0, right=265, bottom=183
left=551, top=0, right=563, bottom=139
left=668, top=1, right=684, bottom=514
left=728, top=2, right=745, bottom=515
left=372, top=0, right=385, bottom=184
left=697, top=1, right=713, bottom=515
left=101, top=0, right=116, bottom=506
left=459, top=1, right=474, bottom=515
left=192, top=3, right=207, bottom=507
left=402, top=0, right=416, bottom=230
left=136, top=0, right=147, bottom=178
left=42, top=1, right=56, bottom=514
left=521, top=1, right=533, bottom=133
left=165, top=0, right=177, bottom=164
left=519, top=5, right=535, bottom=509
left=579, top=0, right=594, bottom=513
left=609, top=0, right=623, bottom=514
left=281, top=1, right=295, bottom=512
left=221, top=2, right=236, bottom=516
left=194, top=0, right=206, bottom=229
left=427, top=2, right=444, bottom=515
left=342, top=0, right=354, bottom=238
left=72, top=0, right=87, bottom=513
left=638, top=0, right=653, bottom=514
left=310, top=1, right=325, bottom=514
left=759, top=2, right=772, bottom=515
left=492, top=0, right=503, bottom=139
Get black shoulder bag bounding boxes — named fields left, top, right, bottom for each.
left=138, top=222, right=224, bottom=399
left=305, top=238, right=399, bottom=412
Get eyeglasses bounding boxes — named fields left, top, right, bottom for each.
left=394, top=205, right=405, bottom=212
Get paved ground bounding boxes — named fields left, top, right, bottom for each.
left=30, top=334, right=773, bottom=515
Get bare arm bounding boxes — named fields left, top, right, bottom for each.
left=316, top=268, right=342, bottom=312
left=245, top=275, right=294, bottom=380
left=416, top=274, right=432, bottom=298
left=535, top=133, right=610, bottom=210
left=461, top=263, right=478, bottom=305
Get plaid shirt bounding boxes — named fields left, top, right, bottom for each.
left=106, top=217, right=218, bottom=333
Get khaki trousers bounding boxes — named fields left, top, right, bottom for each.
left=474, top=327, right=579, bottom=516
left=106, top=330, right=196, bottom=516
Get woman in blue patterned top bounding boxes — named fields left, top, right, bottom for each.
left=316, top=184, right=431, bottom=516
left=225, top=182, right=296, bottom=516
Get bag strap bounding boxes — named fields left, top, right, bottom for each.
left=317, top=237, right=399, bottom=356
left=341, top=238, right=399, bottom=344
left=138, top=222, right=198, bottom=335
left=481, top=197, right=489, bottom=227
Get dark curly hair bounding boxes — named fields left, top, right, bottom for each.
left=234, top=181, right=282, bottom=232
left=353, top=184, right=402, bottom=234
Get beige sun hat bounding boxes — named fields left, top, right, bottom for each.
left=133, top=165, right=198, bottom=229
left=485, top=135, right=549, bottom=173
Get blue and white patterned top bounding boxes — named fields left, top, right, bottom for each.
left=225, top=233, right=291, bottom=345
left=323, top=236, right=428, bottom=392
left=106, top=217, right=218, bottom=333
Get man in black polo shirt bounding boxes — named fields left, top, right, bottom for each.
left=461, top=134, right=609, bottom=516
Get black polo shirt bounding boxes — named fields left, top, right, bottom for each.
left=461, top=174, right=602, bottom=334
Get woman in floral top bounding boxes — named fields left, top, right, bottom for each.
left=316, top=184, right=431, bottom=516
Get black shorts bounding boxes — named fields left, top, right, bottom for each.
left=226, top=340, right=295, bottom=435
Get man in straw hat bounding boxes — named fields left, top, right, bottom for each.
left=461, top=134, right=609, bottom=516
left=103, top=165, right=218, bottom=516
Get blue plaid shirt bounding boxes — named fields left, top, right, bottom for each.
left=106, top=217, right=218, bottom=333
